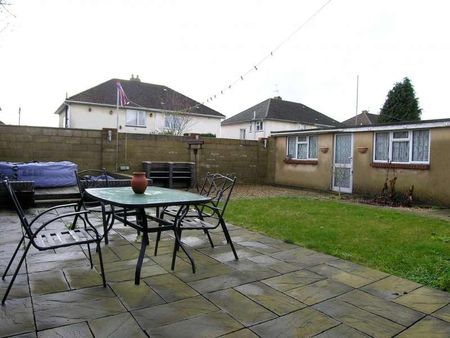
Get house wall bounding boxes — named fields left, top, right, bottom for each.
left=273, top=134, right=333, bottom=190
left=352, top=128, right=450, bottom=205
left=0, top=125, right=269, bottom=186
left=59, top=104, right=221, bottom=136
left=273, top=126, right=450, bottom=206
left=221, top=120, right=315, bottom=140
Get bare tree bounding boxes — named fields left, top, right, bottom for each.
left=0, top=0, right=15, bottom=34
left=158, top=89, right=196, bottom=136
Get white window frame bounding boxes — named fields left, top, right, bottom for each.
left=255, top=121, right=263, bottom=132
left=126, top=109, right=146, bottom=127
left=286, top=136, right=318, bottom=160
left=239, top=128, right=246, bottom=140
left=373, top=129, right=430, bottom=164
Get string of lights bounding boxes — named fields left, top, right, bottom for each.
left=123, top=0, right=334, bottom=115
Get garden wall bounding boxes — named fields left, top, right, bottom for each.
left=0, top=125, right=273, bottom=185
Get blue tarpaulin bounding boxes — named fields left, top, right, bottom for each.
left=0, top=161, right=78, bottom=187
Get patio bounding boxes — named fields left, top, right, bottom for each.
left=0, top=206, right=449, bottom=337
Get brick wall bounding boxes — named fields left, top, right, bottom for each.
left=0, top=125, right=272, bottom=184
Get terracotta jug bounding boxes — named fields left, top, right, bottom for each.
left=131, top=172, right=147, bottom=194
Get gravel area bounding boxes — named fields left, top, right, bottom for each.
left=231, top=184, right=331, bottom=199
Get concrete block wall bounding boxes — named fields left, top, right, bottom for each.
left=0, top=125, right=273, bottom=185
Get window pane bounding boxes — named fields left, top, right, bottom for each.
left=297, top=144, right=307, bottom=159
left=392, top=141, right=409, bottom=162
left=335, top=134, right=352, bottom=164
left=309, top=136, right=317, bottom=158
left=393, top=131, right=408, bottom=139
left=287, top=137, right=296, bottom=158
left=412, top=130, right=429, bottom=162
left=126, top=110, right=137, bottom=125
left=138, top=111, right=145, bottom=126
left=334, top=168, right=351, bottom=188
left=375, top=133, right=389, bottom=161
left=298, top=136, right=307, bottom=142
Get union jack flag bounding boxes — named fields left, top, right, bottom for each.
left=116, top=81, right=129, bottom=106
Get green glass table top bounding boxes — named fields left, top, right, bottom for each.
left=85, top=186, right=210, bottom=208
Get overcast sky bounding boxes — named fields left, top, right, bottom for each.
left=1, top=0, right=449, bottom=127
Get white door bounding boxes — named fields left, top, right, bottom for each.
left=332, top=133, right=353, bottom=193
left=239, top=128, right=246, bottom=140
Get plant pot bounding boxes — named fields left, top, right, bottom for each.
left=320, top=147, right=329, bottom=153
left=131, top=172, right=147, bottom=194
left=357, top=147, right=368, bottom=154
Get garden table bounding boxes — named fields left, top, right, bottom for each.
left=85, top=186, right=211, bottom=284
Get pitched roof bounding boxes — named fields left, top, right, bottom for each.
left=342, top=111, right=379, bottom=126
left=63, top=78, right=224, bottom=118
left=221, top=98, right=341, bottom=127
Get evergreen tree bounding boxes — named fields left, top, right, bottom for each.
left=379, top=77, right=422, bottom=123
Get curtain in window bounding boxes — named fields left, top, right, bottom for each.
left=375, top=133, right=389, bottom=161
left=126, top=110, right=137, bottom=125
left=309, top=136, right=318, bottom=158
left=335, top=134, right=352, bottom=164
left=412, top=130, right=429, bottom=162
left=138, top=111, right=145, bottom=126
left=392, top=141, right=409, bottom=162
left=297, top=144, right=307, bottom=159
left=287, top=137, right=296, bottom=157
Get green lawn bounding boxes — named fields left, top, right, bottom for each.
left=226, top=196, right=450, bottom=291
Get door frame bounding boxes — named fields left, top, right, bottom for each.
left=332, top=133, right=353, bottom=193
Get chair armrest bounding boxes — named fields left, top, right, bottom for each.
left=29, top=203, right=80, bottom=227
left=31, top=210, right=94, bottom=238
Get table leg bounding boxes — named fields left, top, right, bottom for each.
left=135, top=209, right=149, bottom=285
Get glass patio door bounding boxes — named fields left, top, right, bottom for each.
left=332, top=133, right=353, bottom=193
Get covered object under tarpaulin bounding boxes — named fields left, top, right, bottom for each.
left=0, top=161, right=78, bottom=187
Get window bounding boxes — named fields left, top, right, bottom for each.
left=255, top=121, right=263, bottom=132
left=164, top=114, right=182, bottom=131
left=239, top=128, right=246, bottom=140
left=126, top=110, right=146, bottom=127
left=287, top=135, right=318, bottom=160
left=373, top=130, right=429, bottom=163
left=249, top=123, right=253, bottom=133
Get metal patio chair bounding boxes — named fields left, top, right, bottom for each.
left=156, top=173, right=239, bottom=270
left=1, top=179, right=106, bottom=305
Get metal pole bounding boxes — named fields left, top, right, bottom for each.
left=18, top=107, right=21, bottom=126
left=116, top=89, right=119, bottom=172
left=355, top=74, right=359, bottom=126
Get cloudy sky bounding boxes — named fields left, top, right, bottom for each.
left=1, top=0, right=449, bottom=126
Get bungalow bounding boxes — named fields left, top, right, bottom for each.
left=342, top=110, right=379, bottom=126
left=221, top=97, right=341, bottom=140
left=54, top=76, right=225, bottom=136
left=271, top=118, right=450, bottom=205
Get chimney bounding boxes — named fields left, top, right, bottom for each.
left=130, top=74, right=141, bottom=82
left=273, top=96, right=282, bottom=100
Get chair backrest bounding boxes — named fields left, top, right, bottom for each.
left=201, top=173, right=236, bottom=217
left=2, top=180, right=34, bottom=238
left=75, top=169, right=111, bottom=194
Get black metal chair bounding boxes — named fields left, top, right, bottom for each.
left=1, top=179, right=106, bottom=305
left=157, top=173, right=239, bottom=270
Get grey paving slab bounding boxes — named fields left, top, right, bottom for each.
left=314, top=323, right=370, bottom=337
left=0, top=297, right=35, bottom=337
left=199, top=244, right=260, bottom=263
left=106, top=264, right=167, bottom=283
left=205, top=288, right=277, bottom=326
left=28, top=270, right=69, bottom=296
left=433, top=304, right=450, bottom=323
left=175, top=262, right=235, bottom=283
left=220, top=328, right=259, bottom=338
left=188, top=268, right=276, bottom=294
left=394, top=286, right=450, bottom=314
left=33, top=286, right=125, bottom=330
left=250, top=307, right=339, bottom=338
left=309, top=263, right=373, bottom=288
left=314, top=298, right=405, bottom=337
left=338, top=290, right=425, bottom=326
left=287, top=279, right=352, bottom=305
left=396, top=316, right=450, bottom=337
left=326, top=259, right=389, bottom=281
left=361, top=275, right=422, bottom=300
left=89, top=312, right=148, bottom=338
left=261, top=269, right=325, bottom=292
left=109, top=280, right=165, bottom=310
left=109, top=243, right=140, bottom=260
left=95, top=257, right=155, bottom=273
left=8, top=332, right=37, bottom=338
left=63, top=266, right=103, bottom=289
left=247, top=254, right=299, bottom=274
left=148, top=311, right=243, bottom=338
left=37, top=322, right=92, bottom=338
left=236, top=241, right=280, bottom=254
left=0, top=273, right=30, bottom=300
left=132, top=295, right=218, bottom=331
left=151, top=253, right=192, bottom=271
left=144, top=273, right=198, bottom=302
left=235, top=281, right=306, bottom=316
